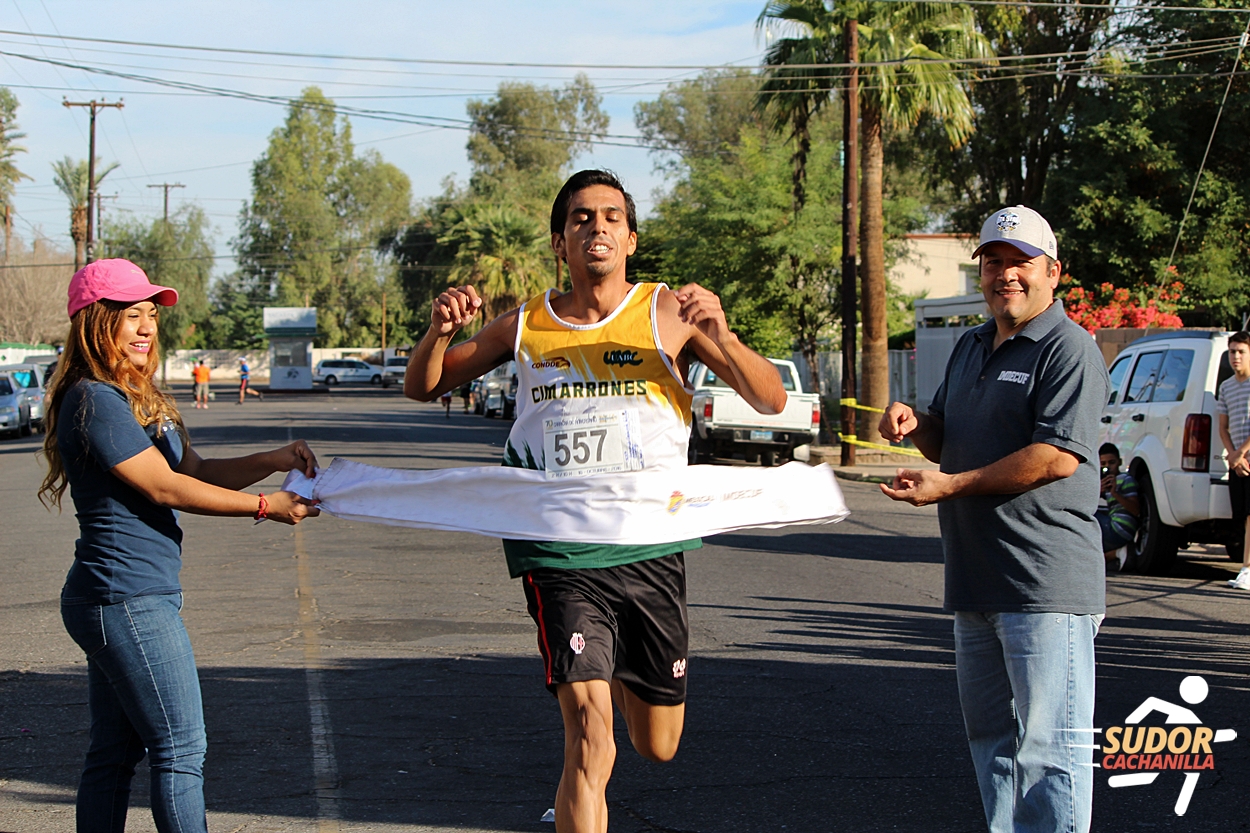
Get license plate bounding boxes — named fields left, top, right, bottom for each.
left=749, top=430, right=773, bottom=441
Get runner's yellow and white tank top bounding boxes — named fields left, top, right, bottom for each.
left=501, top=282, right=701, bottom=576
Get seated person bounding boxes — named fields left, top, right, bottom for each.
left=1097, top=442, right=1140, bottom=570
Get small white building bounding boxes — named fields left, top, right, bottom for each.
left=913, top=294, right=989, bottom=411
left=890, top=234, right=979, bottom=299
left=264, top=307, right=317, bottom=390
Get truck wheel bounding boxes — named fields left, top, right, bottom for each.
left=1134, top=471, right=1181, bottom=575
left=503, top=401, right=515, bottom=419
left=744, top=451, right=760, bottom=464
left=760, top=450, right=777, bottom=467
left=688, top=434, right=712, bottom=465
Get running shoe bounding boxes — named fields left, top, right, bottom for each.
left=1227, top=567, right=1250, bottom=590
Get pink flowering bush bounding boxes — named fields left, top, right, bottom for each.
left=1060, top=276, right=1185, bottom=333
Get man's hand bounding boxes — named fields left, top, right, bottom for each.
left=1100, top=472, right=1116, bottom=495
left=1234, top=453, right=1250, bottom=477
left=675, top=283, right=731, bottom=344
left=880, top=469, right=956, bottom=506
left=432, top=285, right=483, bottom=336
left=879, top=402, right=920, bottom=443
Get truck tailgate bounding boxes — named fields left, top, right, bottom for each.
left=702, top=389, right=817, bottom=431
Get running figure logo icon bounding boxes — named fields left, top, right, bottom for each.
left=569, top=633, right=585, bottom=655
left=671, top=658, right=687, bottom=679
left=1099, top=675, right=1237, bottom=816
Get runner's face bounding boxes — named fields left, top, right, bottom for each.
left=554, top=185, right=637, bottom=282
left=116, top=301, right=158, bottom=370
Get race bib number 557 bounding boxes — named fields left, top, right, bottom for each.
left=542, top=410, right=644, bottom=479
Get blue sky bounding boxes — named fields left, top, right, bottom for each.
left=4, top=1, right=769, bottom=271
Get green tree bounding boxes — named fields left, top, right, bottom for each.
left=102, top=205, right=214, bottom=364
left=637, top=118, right=844, bottom=359
left=391, top=77, right=608, bottom=331
left=50, top=156, right=119, bottom=271
left=635, top=69, right=762, bottom=168
left=441, top=204, right=554, bottom=322
left=759, top=0, right=991, bottom=442
left=1046, top=3, right=1250, bottom=327
left=466, top=73, right=608, bottom=207
left=235, top=87, right=412, bottom=347
left=913, top=3, right=1114, bottom=231
left=0, top=88, right=30, bottom=259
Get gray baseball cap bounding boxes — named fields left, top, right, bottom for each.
left=971, top=205, right=1058, bottom=260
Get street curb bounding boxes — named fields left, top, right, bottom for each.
left=831, top=468, right=894, bottom=485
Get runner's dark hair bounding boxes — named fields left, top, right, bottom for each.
left=550, top=169, right=636, bottom=236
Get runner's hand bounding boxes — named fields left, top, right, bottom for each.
left=674, top=283, right=731, bottom=344
left=264, top=491, right=320, bottom=524
left=880, top=468, right=952, bottom=506
left=879, top=402, right=918, bottom=443
left=432, top=286, right=483, bottom=336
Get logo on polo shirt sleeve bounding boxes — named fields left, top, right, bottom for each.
left=997, top=370, right=1030, bottom=385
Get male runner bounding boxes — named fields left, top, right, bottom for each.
left=405, top=169, right=786, bottom=833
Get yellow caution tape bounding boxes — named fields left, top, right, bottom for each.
left=838, top=397, right=887, bottom=415
left=837, top=434, right=926, bottom=457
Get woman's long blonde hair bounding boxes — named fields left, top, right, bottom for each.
left=39, top=299, right=186, bottom=509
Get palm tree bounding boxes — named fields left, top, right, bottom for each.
left=0, top=89, right=30, bottom=261
left=51, top=156, right=119, bottom=271
left=755, top=1, right=842, bottom=393
left=758, top=1, right=993, bottom=443
left=440, top=204, right=555, bottom=325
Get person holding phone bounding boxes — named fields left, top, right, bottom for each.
left=1096, top=442, right=1139, bottom=571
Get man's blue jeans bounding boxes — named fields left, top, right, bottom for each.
left=954, top=611, right=1101, bottom=833
left=62, top=593, right=208, bottom=833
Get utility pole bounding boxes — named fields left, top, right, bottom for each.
left=147, top=182, right=185, bottom=223
left=62, top=98, right=124, bottom=263
left=380, top=291, right=388, bottom=355
left=840, top=19, right=860, bottom=467
left=96, top=194, right=119, bottom=254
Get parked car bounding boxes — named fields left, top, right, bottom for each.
left=481, top=361, right=518, bottom=418
left=0, top=363, right=47, bottom=429
left=688, top=358, right=820, bottom=466
left=381, top=357, right=408, bottom=389
left=313, top=358, right=384, bottom=386
left=0, top=374, right=33, bottom=438
left=1099, top=330, right=1241, bottom=574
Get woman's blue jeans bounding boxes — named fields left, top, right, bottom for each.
left=954, top=611, right=1101, bottom=833
left=62, top=593, right=208, bottom=833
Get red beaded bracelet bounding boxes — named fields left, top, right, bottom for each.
left=255, top=493, right=269, bottom=521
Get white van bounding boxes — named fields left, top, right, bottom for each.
left=1100, top=331, right=1239, bottom=573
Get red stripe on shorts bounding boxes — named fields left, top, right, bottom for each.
left=526, top=573, right=553, bottom=685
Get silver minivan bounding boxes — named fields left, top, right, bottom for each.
left=1100, top=331, right=1239, bottom=573
left=313, top=358, right=384, bottom=386
left=0, top=363, right=48, bottom=428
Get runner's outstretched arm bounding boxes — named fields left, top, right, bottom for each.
left=662, top=284, right=787, bottom=415
left=405, top=285, right=516, bottom=401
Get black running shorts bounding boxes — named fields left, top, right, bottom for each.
left=1230, top=471, right=1250, bottom=521
left=521, top=553, right=689, bottom=706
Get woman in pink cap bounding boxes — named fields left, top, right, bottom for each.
left=39, top=259, right=320, bottom=833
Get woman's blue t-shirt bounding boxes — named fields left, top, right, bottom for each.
left=59, top=380, right=185, bottom=605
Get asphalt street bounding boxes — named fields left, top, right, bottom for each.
left=1, top=387, right=1247, bottom=832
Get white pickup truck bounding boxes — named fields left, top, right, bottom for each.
left=1100, top=330, right=1241, bottom=574
left=687, top=358, right=820, bottom=466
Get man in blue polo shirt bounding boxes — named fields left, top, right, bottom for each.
left=878, top=206, right=1109, bottom=833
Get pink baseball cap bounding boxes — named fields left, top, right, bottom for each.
left=67, top=258, right=179, bottom=318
